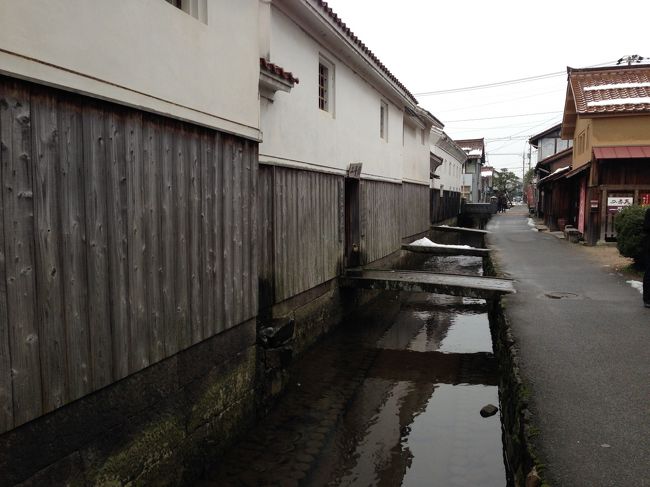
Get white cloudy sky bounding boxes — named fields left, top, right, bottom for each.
left=324, top=0, right=650, bottom=177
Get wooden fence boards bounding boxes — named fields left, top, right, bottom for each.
left=173, top=125, right=190, bottom=351
left=401, top=183, right=430, bottom=238
left=126, top=113, right=149, bottom=373
left=232, top=139, right=243, bottom=328
left=188, top=127, right=203, bottom=345
left=0, top=76, right=258, bottom=434
left=105, top=110, right=130, bottom=380
left=268, top=166, right=343, bottom=303
left=200, top=131, right=217, bottom=338
left=58, top=99, right=91, bottom=402
left=360, top=180, right=401, bottom=264
left=257, top=165, right=275, bottom=309
left=142, top=118, right=164, bottom=363
left=32, top=91, right=68, bottom=412
left=431, top=189, right=461, bottom=223
left=0, top=81, right=43, bottom=425
left=249, top=143, right=258, bottom=316
left=82, top=103, right=113, bottom=391
left=160, top=127, right=177, bottom=358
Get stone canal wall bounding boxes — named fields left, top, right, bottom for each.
left=0, top=320, right=257, bottom=486
left=489, top=299, right=544, bottom=487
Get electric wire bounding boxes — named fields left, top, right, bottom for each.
left=415, top=60, right=616, bottom=96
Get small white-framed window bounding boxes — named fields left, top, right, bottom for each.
left=318, top=57, right=334, bottom=113
left=164, top=0, right=207, bottom=23
left=380, top=100, right=388, bottom=140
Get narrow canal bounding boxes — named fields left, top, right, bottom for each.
left=199, top=255, right=507, bottom=486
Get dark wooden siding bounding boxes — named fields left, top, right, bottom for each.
left=431, top=189, right=461, bottom=223
left=598, top=158, right=650, bottom=185
left=401, top=182, right=430, bottom=238
left=264, top=165, right=343, bottom=303
left=361, top=180, right=401, bottom=264
left=0, top=76, right=257, bottom=433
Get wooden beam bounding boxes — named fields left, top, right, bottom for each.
left=431, top=225, right=491, bottom=234
left=340, top=269, right=514, bottom=300
left=401, top=244, right=490, bottom=257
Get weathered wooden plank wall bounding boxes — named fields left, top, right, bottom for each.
left=264, top=165, right=343, bottom=304
left=401, top=182, right=430, bottom=238
left=431, top=189, right=461, bottom=223
left=0, top=76, right=257, bottom=433
left=360, top=180, right=401, bottom=264
left=258, top=165, right=275, bottom=309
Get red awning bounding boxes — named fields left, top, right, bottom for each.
left=593, top=146, right=650, bottom=159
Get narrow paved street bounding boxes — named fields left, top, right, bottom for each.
left=488, top=206, right=650, bottom=487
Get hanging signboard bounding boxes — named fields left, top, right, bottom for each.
left=607, top=196, right=633, bottom=214
left=347, top=163, right=362, bottom=179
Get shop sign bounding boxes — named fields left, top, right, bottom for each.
left=607, top=196, right=633, bottom=214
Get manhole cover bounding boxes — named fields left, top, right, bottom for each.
left=544, top=291, right=580, bottom=300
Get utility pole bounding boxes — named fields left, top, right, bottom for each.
left=522, top=149, right=526, bottom=185
left=528, top=142, right=532, bottom=172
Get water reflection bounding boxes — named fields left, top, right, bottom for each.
left=199, top=255, right=506, bottom=487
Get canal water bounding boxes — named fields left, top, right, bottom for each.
left=199, top=255, right=507, bottom=486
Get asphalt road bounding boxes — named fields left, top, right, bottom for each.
left=487, top=206, right=650, bottom=487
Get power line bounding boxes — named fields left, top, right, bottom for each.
left=486, top=115, right=562, bottom=153
left=484, top=136, right=531, bottom=142
left=416, top=71, right=564, bottom=96
left=434, top=88, right=566, bottom=115
left=454, top=119, right=560, bottom=131
left=415, top=60, right=616, bottom=96
left=445, top=110, right=562, bottom=123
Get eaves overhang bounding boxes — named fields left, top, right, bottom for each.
left=274, top=0, right=418, bottom=108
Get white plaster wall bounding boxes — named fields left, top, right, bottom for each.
left=0, top=0, right=260, bottom=138
left=402, top=122, right=430, bottom=184
left=431, top=146, right=464, bottom=192
left=260, top=7, right=427, bottom=183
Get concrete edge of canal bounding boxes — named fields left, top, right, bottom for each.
left=486, top=254, right=548, bottom=487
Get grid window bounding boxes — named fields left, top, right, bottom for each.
left=319, top=63, right=329, bottom=111
left=380, top=101, right=388, bottom=140
left=163, top=0, right=208, bottom=23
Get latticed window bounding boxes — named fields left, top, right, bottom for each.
left=319, top=62, right=329, bottom=111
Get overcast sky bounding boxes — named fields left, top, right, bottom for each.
left=324, top=0, right=650, bottom=177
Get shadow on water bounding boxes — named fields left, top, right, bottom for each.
left=200, top=255, right=507, bottom=486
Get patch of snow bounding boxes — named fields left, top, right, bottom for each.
left=550, top=165, right=571, bottom=176
left=409, top=237, right=472, bottom=249
left=527, top=218, right=536, bottom=227
left=587, top=97, right=650, bottom=107
left=482, top=171, right=493, bottom=177
left=626, top=280, right=644, bottom=295
left=468, top=149, right=482, bottom=156
left=584, top=82, right=650, bottom=91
